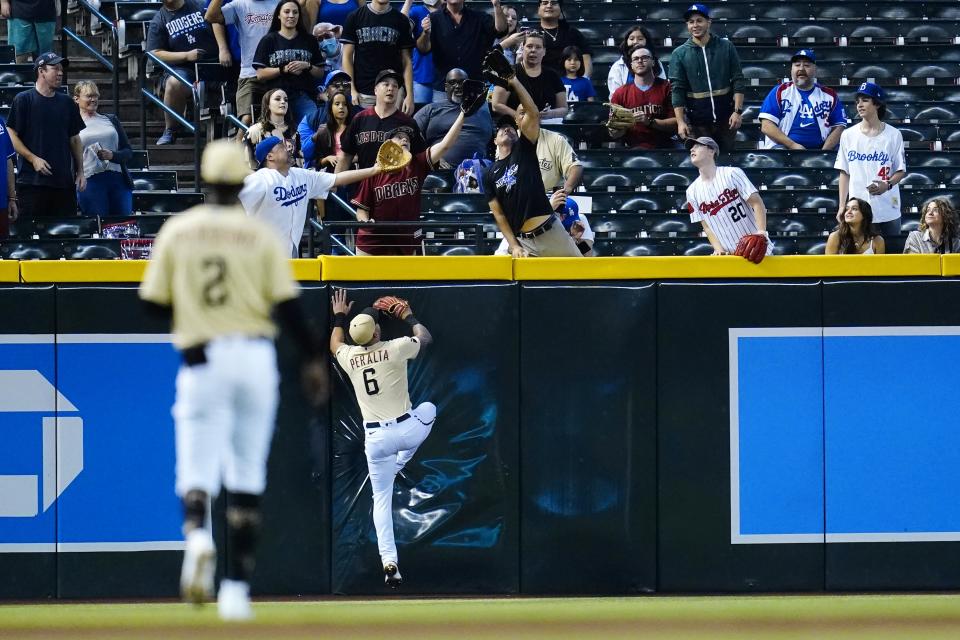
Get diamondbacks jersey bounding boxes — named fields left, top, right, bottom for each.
left=139, top=205, right=298, bottom=350
left=686, top=166, right=760, bottom=253
left=239, top=167, right=336, bottom=254
left=341, top=107, right=425, bottom=170
left=335, top=336, right=421, bottom=422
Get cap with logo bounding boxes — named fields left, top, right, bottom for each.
left=684, top=136, right=720, bottom=155
left=856, top=81, right=886, bottom=103
left=34, top=52, right=67, bottom=70
left=254, top=136, right=284, bottom=167
left=322, top=69, right=351, bottom=89
left=791, top=49, right=816, bottom=63
left=683, top=3, right=710, bottom=19
left=201, top=140, right=252, bottom=185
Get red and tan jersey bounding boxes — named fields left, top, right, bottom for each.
left=686, top=166, right=760, bottom=253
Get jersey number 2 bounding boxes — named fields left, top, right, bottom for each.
left=202, top=257, right=229, bottom=307
left=362, top=368, right=380, bottom=395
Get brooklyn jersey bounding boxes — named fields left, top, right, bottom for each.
left=686, top=166, right=760, bottom=253
left=335, top=336, right=421, bottom=423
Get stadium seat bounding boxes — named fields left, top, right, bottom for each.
left=130, top=170, right=178, bottom=191
left=63, top=239, right=123, bottom=260
left=0, top=240, right=64, bottom=260
left=32, top=217, right=100, bottom=239
left=132, top=192, right=204, bottom=214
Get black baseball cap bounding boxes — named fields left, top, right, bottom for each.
left=375, top=69, right=403, bottom=86
left=495, top=116, right=518, bottom=131
left=386, top=125, right=416, bottom=142
left=34, top=52, right=67, bottom=70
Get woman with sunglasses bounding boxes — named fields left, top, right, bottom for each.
left=535, top=0, right=592, bottom=77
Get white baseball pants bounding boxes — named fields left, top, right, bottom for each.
left=172, top=336, right=279, bottom=497
left=365, top=401, right=436, bottom=566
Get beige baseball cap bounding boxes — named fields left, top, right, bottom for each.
left=349, top=313, right=376, bottom=345
left=200, top=140, right=252, bottom=185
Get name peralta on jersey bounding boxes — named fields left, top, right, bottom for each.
left=335, top=336, right=421, bottom=423
left=686, top=166, right=760, bottom=253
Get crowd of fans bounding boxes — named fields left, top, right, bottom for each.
left=0, top=0, right=957, bottom=256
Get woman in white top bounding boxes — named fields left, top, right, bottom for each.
left=73, top=81, right=134, bottom=217
left=903, top=197, right=960, bottom=254
left=826, top=197, right=885, bottom=255
left=834, top=82, right=907, bottom=239
left=607, top=25, right=664, bottom=96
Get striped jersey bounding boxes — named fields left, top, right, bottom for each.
left=686, top=166, right=760, bottom=253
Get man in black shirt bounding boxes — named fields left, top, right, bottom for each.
left=416, top=0, right=506, bottom=102
left=340, top=0, right=416, bottom=114
left=537, top=0, right=592, bottom=77
left=483, top=52, right=580, bottom=258
left=146, top=0, right=223, bottom=144
left=6, top=52, right=85, bottom=230
left=490, top=31, right=567, bottom=122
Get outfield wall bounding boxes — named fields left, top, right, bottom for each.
left=1, top=256, right=958, bottom=598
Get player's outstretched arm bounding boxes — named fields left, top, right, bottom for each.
left=329, top=288, right=354, bottom=354
left=747, top=193, right=767, bottom=233
left=429, top=111, right=466, bottom=162
left=332, top=163, right=382, bottom=188
left=400, top=304, right=433, bottom=348
left=509, top=76, right=540, bottom=143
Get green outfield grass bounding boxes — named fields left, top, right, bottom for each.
left=2, top=594, right=960, bottom=639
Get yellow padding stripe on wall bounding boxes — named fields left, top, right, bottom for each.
left=513, top=255, right=942, bottom=280
left=0, top=260, right=20, bottom=282
left=19, top=260, right=149, bottom=283
left=322, top=256, right=513, bottom=281
left=290, top=259, right=322, bottom=281
left=940, top=255, right=960, bottom=277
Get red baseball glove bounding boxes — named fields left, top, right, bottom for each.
left=734, top=233, right=769, bottom=264
left=373, top=295, right=410, bottom=319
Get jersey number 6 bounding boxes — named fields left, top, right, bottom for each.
left=362, top=368, right=380, bottom=395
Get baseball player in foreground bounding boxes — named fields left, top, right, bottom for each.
left=330, top=289, right=434, bottom=588
left=684, top=136, right=771, bottom=262
left=140, top=140, right=328, bottom=621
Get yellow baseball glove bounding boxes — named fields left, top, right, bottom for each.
left=604, top=102, right=637, bottom=130
left=376, top=139, right=412, bottom=174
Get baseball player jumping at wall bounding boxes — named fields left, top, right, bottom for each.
left=685, top=136, right=772, bottom=263
left=139, top=140, right=329, bottom=622
left=329, top=289, right=435, bottom=588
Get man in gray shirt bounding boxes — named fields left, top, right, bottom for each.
left=414, top=68, right=493, bottom=168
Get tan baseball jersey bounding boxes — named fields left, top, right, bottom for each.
left=335, top=336, right=421, bottom=423
left=537, top=128, right=581, bottom=191
left=139, top=204, right=299, bottom=349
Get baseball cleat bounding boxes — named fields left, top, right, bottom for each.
left=180, top=529, right=216, bottom=605
left=384, top=562, right=402, bottom=589
left=217, top=579, right=253, bottom=621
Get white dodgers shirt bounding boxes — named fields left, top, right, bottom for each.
left=686, top=167, right=761, bottom=253
left=834, top=123, right=906, bottom=224
left=239, top=167, right=336, bottom=255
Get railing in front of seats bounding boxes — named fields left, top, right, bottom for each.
left=308, top=220, right=488, bottom=257
left=63, top=0, right=121, bottom=119
left=140, top=52, right=200, bottom=191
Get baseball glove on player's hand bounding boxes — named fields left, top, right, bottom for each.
left=460, top=79, right=488, bottom=117
left=373, top=295, right=411, bottom=319
left=482, top=48, right=515, bottom=88
left=604, top=103, right=636, bottom=130
left=734, top=233, right=769, bottom=264
left=376, top=140, right=412, bottom=174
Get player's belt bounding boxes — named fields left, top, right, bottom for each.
left=687, top=87, right=731, bottom=99
left=518, top=214, right=557, bottom=239
left=365, top=412, right=410, bottom=429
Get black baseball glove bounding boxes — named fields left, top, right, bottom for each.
left=482, top=47, right=515, bottom=89
left=460, top=79, right=488, bottom=116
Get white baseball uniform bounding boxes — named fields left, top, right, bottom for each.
left=335, top=336, right=435, bottom=566
left=139, top=204, right=298, bottom=498
left=834, top=123, right=906, bottom=224
left=686, top=166, right=770, bottom=254
left=239, top=167, right=336, bottom=256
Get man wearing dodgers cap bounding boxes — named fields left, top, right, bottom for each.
left=238, top=134, right=385, bottom=255
left=758, top=49, right=846, bottom=150
left=833, top=81, right=907, bottom=238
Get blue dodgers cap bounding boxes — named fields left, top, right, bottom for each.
left=856, top=81, right=886, bottom=103
left=791, top=49, right=816, bottom=63
left=34, top=51, right=67, bottom=70
left=254, top=136, right=283, bottom=166
left=322, top=69, right=350, bottom=89
left=684, top=3, right=710, bottom=19
left=559, top=197, right=580, bottom=230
